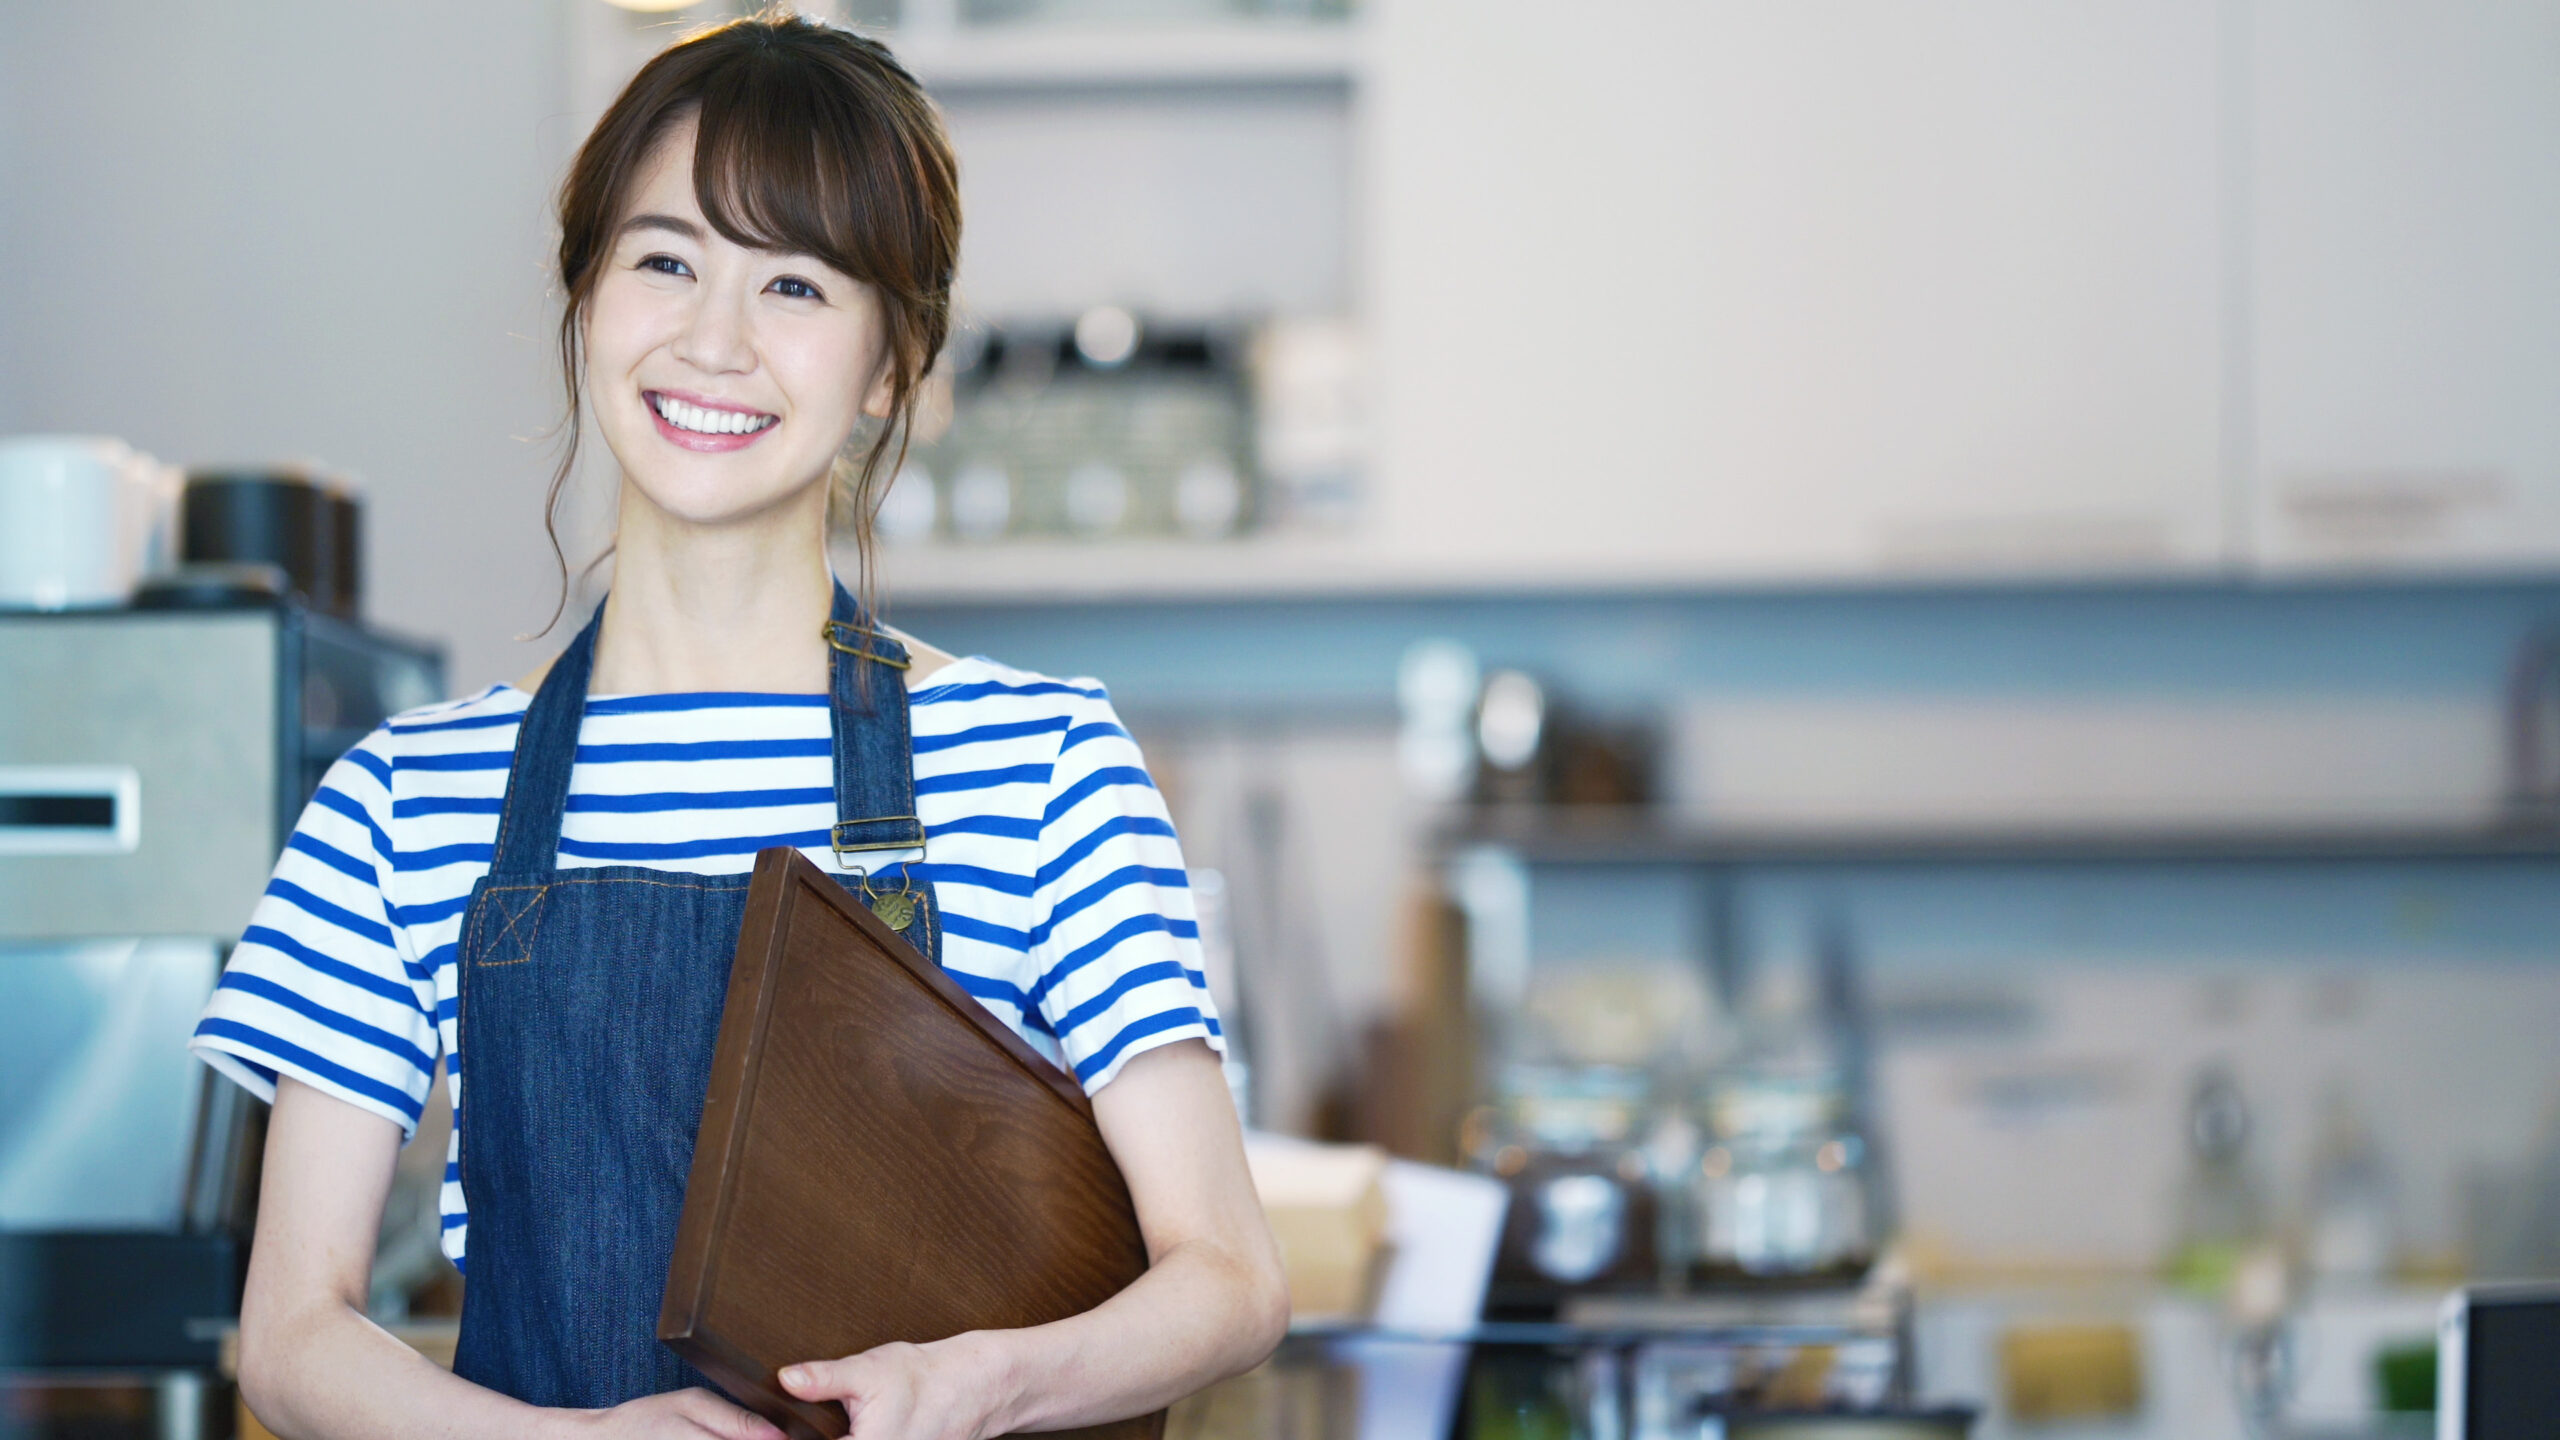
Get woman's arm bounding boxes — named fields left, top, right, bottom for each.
left=241, top=1077, right=784, bottom=1440
left=778, top=1039, right=1287, bottom=1437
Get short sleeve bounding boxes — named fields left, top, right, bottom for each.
left=1025, top=686, right=1224, bottom=1091
left=190, top=730, right=439, bottom=1136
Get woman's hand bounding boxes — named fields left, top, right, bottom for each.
left=777, top=1340, right=1000, bottom=1440
left=565, top=1389, right=786, bottom=1440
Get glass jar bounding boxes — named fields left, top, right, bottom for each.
left=1686, top=1067, right=1875, bottom=1284
left=1471, top=1064, right=1662, bottom=1299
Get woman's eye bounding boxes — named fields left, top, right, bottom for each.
left=768, top=275, right=824, bottom=301
left=639, top=253, right=692, bottom=278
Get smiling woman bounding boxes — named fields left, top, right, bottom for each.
left=547, top=21, right=956, bottom=639
left=192, top=15, right=1286, bottom=1440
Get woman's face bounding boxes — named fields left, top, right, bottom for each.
left=583, top=114, right=892, bottom=530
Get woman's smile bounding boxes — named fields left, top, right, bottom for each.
left=645, top=387, right=779, bottom=453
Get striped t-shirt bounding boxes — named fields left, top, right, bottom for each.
left=188, top=655, right=1221, bottom=1267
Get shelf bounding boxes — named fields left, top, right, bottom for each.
left=1279, top=1319, right=1882, bottom=1348
left=1285, top=1291, right=1898, bottom=1348
left=872, top=534, right=1524, bottom=603
left=1437, top=807, right=2560, bottom=868
left=866, top=536, right=2231, bottom=605
left=866, top=535, right=2560, bottom=608
left=890, top=21, right=1361, bottom=91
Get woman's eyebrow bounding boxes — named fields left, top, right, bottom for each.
left=619, top=213, right=701, bottom=241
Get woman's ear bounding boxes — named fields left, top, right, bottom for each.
left=859, top=357, right=900, bottom=421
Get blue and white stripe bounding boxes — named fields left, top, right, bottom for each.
left=189, top=655, right=1221, bottom=1266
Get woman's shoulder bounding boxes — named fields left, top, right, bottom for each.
left=374, top=685, right=532, bottom=743
left=326, top=686, right=530, bottom=778
left=906, top=654, right=1113, bottom=716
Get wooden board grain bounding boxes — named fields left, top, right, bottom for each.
left=661, top=848, right=1161, bottom=1440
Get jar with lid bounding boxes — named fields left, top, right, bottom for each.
left=1683, top=948, right=1876, bottom=1285
left=1468, top=1062, right=1662, bottom=1307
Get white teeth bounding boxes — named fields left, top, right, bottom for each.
left=652, top=393, right=773, bottom=436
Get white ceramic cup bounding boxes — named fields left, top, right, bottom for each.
left=0, top=435, right=175, bottom=610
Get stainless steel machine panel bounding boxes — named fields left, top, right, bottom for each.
left=0, top=938, right=221, bottom=1230
left=0, top=612, right=279, bottom=939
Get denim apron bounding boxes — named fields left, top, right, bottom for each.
left=450, top=584, right=939, bottom=1409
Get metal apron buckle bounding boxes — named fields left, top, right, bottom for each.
left=821, top=619, right=912, bottom=670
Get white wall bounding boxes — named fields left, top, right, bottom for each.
left=0, top=0, right=573, bottom=695
left=1363, top=0, right=2231, bottom=583
left=939, top=84, right=1352, bottom=321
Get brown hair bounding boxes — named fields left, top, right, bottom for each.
left=541, top=9, right=959, bottom=630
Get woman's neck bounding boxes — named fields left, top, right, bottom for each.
left=587, top=478, right=836, bottom=696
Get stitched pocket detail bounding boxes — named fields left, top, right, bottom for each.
left=472, top=884, right=551, bottom=968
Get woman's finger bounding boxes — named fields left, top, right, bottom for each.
left=778, top=1355, right=871, bottom=1403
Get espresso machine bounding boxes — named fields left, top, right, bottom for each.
left=0, top=597, right=441, bottom=1438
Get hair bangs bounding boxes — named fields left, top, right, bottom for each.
left=690, top=64, right=842, bottom=266
left=688, top=40, right=934, bottom=310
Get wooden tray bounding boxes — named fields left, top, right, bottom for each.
left=660, top=848, right=1162, bottom=1440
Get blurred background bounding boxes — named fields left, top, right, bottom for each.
left=6, top=0, right=2560, bottom=1437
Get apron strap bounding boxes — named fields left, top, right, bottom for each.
left=487, top=601, right=606, bottom=881
left=823, top=582, right=928, bottom=859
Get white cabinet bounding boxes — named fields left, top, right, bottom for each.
left=869, top=0, right=2560, bottom=601
left=2248, top=0, right=2560, bottom=573
left=1365, top=0, right=2230, bottom=584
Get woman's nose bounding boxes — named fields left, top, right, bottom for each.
left=671, top=286, right=755, bottom=375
